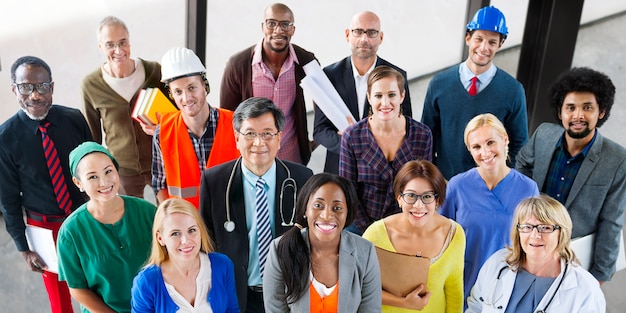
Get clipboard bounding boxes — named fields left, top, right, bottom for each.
left=375, top=247, right=430, bottom=297
left=25, top=225, right=58, bottom=273
left=570, top=230, right=626, bottom=272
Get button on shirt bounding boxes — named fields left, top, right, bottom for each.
left=351, top=56, right=377, bottom=119
left=459, top=62, right=497, bottom=94
left=242, top=161, right=277, bottom=286
left=543, top=132, right=597, bottom=204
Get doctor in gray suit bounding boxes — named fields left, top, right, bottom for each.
left=313, top=11, right=412, bottom=174
left=516, top=67, right=626, bottom=284
left=199, top=97, right=313, bottom=313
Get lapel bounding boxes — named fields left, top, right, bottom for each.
left=362, top=123, right=397, bottom=184
left=565, top=132, right=603, bottom=208
left=338, top=232, right=357, bottom=311
left=229, top=161, right=248, bottom=240
left=342, top=58, right=361, bottom=119
left=535, top=125, right=564, bottom=188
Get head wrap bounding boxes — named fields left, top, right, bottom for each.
left=69, top=141, right=119, bottom=177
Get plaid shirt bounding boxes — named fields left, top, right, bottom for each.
left=543, top=131, right=596, bottom=204
left=339, top=117, right=433, bottom=233
left=151, top=108, right=219, bottom=193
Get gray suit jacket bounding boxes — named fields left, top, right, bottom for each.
left=263, top=229, right=382, bottom=312
left=516, top=122, right=626, bottom=281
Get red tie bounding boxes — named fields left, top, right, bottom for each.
left=39, top=122, right=73, bottom=215
left=469, top=76, right=478, bottom=96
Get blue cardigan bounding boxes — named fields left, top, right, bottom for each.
left=131, top=252, right=240, bottom=313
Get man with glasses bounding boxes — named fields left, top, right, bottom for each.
left=220, top=3, right=318, bottom=166
left=200, top=97, right=312, bottom=313
left=152, top=47, right=239, bottom=208
left=0, top=56, right=92, bottom=313
left=81, top=16, right=169, bottom=199
left=314, top=11, right=413, bottom=174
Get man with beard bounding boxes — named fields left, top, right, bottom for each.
left=220, top=3, right=318, bottom=165
left=313, top=11, right=412, bottom=174
left=0, top=56, right=92, bottom=313
left=421, top=6, right=528, bottom=180
left=516, top=67, right=626, bottom=285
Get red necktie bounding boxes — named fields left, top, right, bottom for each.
left=469, top=76, right=478, bottom=96
left=39, top=122, right=73, bottom=215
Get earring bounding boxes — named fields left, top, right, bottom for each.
left=79, top=187, right=84, bottom=192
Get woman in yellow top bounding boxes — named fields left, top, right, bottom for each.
left=363, top=160, right=465, bottom=312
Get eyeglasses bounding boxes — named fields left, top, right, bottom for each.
left=400, top=192, right=437, bottom=205
left=12, top=82, right=53, bottom=96
left=103, top=39, right=129, bottom=50
left=265, top=19, right=294, bottom=31
left=350, top=28, right=380, bottom=38
left=237, top=131, right=280, bottom=141
left=517, top=224, right=561, bottom=233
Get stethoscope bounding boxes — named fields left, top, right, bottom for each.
left=480, top=263, right=568, bottom=313
left=223, top=157, right=297, bottom=232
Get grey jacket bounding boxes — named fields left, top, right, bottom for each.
left=263, top=229, right=382, bottom=312
left=516, top=122, right=626, bottom=281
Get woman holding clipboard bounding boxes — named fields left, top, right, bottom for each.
left=363, top=160, right=465, bottom=312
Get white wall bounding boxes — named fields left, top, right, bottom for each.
left=1, top=0, right=625, bottom=122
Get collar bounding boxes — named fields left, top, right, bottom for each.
left=241, top=159, right=277, bottom=189
left=459, top=62, right=496, bottom=84
left=251, top=38, right=299, bottom=66
left=350, top=56, right=378, bottom=78
left=18, top=105, right=57, bottom=135
left=556, top=129, right=597, bottom=158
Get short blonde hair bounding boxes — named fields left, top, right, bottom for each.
left=463, top=113, right=508, bottom=147
left=505, top=195, right=577, bottom=270
left=145, top=199, right=214, bottom=266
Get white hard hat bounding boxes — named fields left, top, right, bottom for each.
left=160, top=47, right=205, bottom=83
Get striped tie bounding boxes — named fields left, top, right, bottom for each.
left=39, top=122, right=72, bottom=215
left=255, top=177, right=272, bottom=277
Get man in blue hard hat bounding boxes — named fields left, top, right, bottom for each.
left=421, top=6, right=528, bottom=180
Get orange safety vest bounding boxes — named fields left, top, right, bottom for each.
left=159, top=108, right=239, bottom=208
left=309, top=281, right=339, bottom=313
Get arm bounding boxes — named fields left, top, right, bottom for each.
left=514, top=128, right=537, bottom=178
left=357, top=242, right=382, bottom=312
left=338, top=130, right=369, bottom=233
left=70, top=288, right=116, bottom=313
left=401, top=74, right=413, bottom=118
left=421, top=81, right=440, bottom=162
left=130, top=270, right=156, bottom=313
left=262, top=241, right=290, bottom=313
left=151, top=126, right=167, bottom=201
left=219, top=58, right=243, bottom=111
left=381, top=286, right=430, bottom=310
left=81, top=84, right=103, bottom=144
left=223, top=256, right=241, bottom=313
left=444, top=226, right=465, bottom=313
left=504, top=84, right=529, bottom=167
left=312, top=103, right=343, bottom=153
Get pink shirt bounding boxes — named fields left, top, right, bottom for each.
left=251, top=39, right=301, bottom=163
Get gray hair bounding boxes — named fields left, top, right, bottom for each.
left=97, top=16, right=129, bottom=41
left=232, top=97, right=285, bottom=132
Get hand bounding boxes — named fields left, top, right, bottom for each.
left=402, top=284, right=431, bottom=310
left=139, top=122, right=157, bottom=136
left=337, top=116, right=356, bottom=136
left=21, top=250, right=47, bottom=273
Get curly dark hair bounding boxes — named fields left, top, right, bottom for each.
left=550, top=67, right=615, bottom=128
left=11, top=56, right=52, bottom=83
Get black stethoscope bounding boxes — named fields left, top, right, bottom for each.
left=480, top=263, right=568, bottom=312
left=223, top=157, right=297, bottom=232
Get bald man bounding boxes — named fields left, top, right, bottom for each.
left=313, top=11, right=412, bottom=174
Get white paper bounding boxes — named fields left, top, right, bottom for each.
left=570, top=230, right=625, bottom=272
left=301, top=61, right=353, bottom=132
left=25, top=225, right=58, bottom=273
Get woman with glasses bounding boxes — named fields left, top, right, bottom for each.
left=363, top=160, right=465, bottom=312
left=339, top=65, right=432, bottom=235
left=440, top=113, right=539, bottom=305
left=467, top=195, right=605, bottom=312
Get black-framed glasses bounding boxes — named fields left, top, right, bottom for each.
left=351, top=28, right=380, bottom=38
left=103, top=39, right=129, bottom=50
left=12, top=82, right=53, bottom=96
left=400, top=192, right=437, bottom=205
left=265, top=19, right=294, bottom=31
left=517, top=224, right=561, bottom=233
left=237, top=131, right=280, bottom=141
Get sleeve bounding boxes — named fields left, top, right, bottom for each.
left=0, top=145, right=28, bottom=251
left=577, top=276, right=607, bottom=313
left=444, top=225, right=465, bottom=313
left=514, top=126, right=539, bottom=178
left=357, top=241, right=382, bottom=313
left=401, top=72, right=413, bottom=118
left=262, top=240, right=290, bottom=313
left=81, top=79, right=103, bottom=144
left=312, top=103, right=342, bottom=154
left=151, top=126, right=166, bottom=193
left=504, top=83, right=529, bottom=168
left=439, top=181, right=457, bottom=220
left=591, top=156, right=626, bottom=281
left=57, top=230, right=88, bottom=288
left=131, top=268, right=156, bottom=313
left=339, top=130, right=368, bottom=232
left=421, top=80, right=440, bottom=162
left=219, top=58, right=242, bottom=111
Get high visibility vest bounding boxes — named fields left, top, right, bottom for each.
left=159, top=108, right=239, bottom=208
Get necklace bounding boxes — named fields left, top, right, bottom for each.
left=310, top=253, right=339, bottom=266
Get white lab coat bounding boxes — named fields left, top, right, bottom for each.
left=466, top=249, right=605, bottom=313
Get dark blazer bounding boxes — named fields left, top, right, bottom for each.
left=199, top=158, right=313, bottom=312
left=516, top=122, right=626, bottom=281
left=313, top=56, right=413, bottom=174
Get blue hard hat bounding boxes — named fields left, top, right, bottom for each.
left=466, top=6, right=508, bottom=38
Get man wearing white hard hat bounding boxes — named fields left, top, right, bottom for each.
left=152, top=47, right=240, bottom=208
left=421, top=5, right=529, bottom=180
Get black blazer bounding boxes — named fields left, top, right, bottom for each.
left=313, top=56, right=413, bottom=174
left=199, top=158, right=313, bottom=312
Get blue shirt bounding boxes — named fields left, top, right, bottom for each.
left=543, top=131, right=597, bottom=203
left=241, top=161, right=277, bottom=286
left=459, top=62, right=497, bottom=94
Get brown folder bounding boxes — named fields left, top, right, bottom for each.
left=375, top=246, right=430, bottom=297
